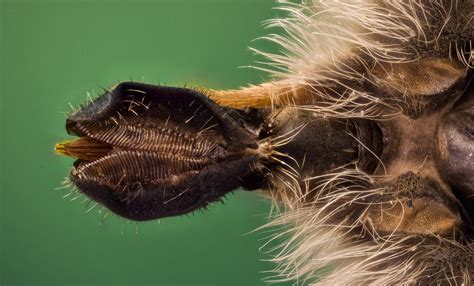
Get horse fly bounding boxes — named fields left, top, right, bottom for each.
left=56, top=0, right=473, bottom=284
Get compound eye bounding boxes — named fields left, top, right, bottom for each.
left=438, top=84, right=474, bottom=221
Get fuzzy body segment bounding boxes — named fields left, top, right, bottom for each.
left=57, top=0, right=474, bottom=285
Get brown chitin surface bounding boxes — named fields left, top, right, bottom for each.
left=64, top=96, right=222, bottom=188
left=58, top=82, right=265, bottom=221
left=364, top=58, right=470, bottom=236
left=55, top=0, right=473, bottom=284
left=252, top=58, right=472, bottom=237
left=75, top=121, right=216, bottom=157
left=439, top=89, right=474, bottom=223
left=69, top=120, right=219, bottom=187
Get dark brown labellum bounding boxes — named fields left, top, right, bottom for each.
left=60, top=82, right=266, bottom=221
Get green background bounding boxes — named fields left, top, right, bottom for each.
left=0, top=1, right=289, bottom=285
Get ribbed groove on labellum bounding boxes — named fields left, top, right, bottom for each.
left=75, top=121, right=218, bottom=158
left=74, top=150, right=209, bottom=186
left=57, top=82, right=263, bottom=221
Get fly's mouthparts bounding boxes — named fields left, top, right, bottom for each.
left=55, top=137, right=113, bottom=162
left=57, top=82, right=268, bottom=221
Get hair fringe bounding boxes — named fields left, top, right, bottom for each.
left=251, top=0, right=473, bottom=118
left=254, top=0, right=473, bottom=284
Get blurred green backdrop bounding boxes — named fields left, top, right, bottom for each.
left=0, top=1, right=289, bottom=285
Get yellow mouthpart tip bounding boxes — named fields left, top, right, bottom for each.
left=55, top=140, right=73, bottom=155
left=54, top=138, right=112, bottom=161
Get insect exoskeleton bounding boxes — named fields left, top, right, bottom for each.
left=56, top=0, right=473, bottom=284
